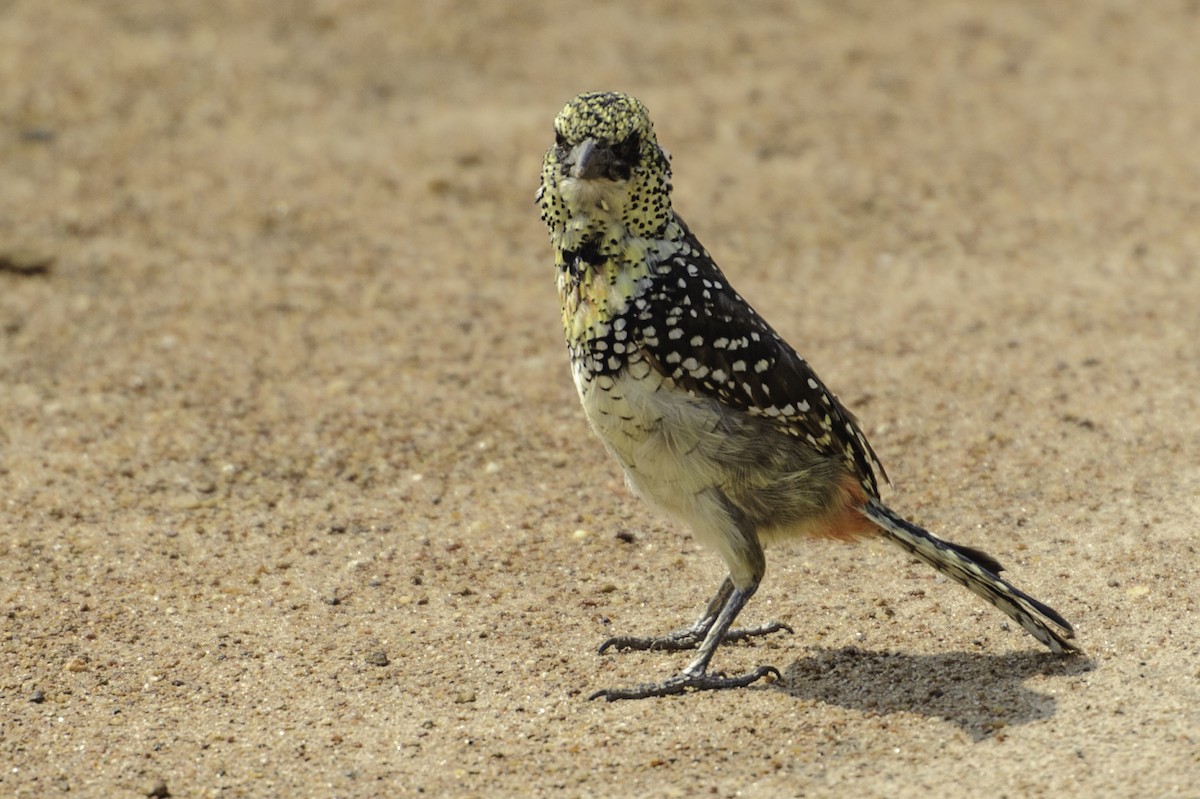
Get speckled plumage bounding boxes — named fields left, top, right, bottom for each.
left=539, top=91, right=1078, bottom=700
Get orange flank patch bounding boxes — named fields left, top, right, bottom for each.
left=810, top=475, right=877, bottom=543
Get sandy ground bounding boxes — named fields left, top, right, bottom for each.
left=2, top=1, right=1198, bottom=797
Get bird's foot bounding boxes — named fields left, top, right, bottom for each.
left=588, top=665, right=780, bottom=701
left=722, top=620, right=793, bottom=645
left=597, top=620, right=791, bottom=655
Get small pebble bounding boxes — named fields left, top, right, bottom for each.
left=366, top=651, right=389, bottom=667
left=145, top=777, right=170, bottom=798
left=0, top=249, right=54, bottom=275
left=20, top=127, right=56, bottom=143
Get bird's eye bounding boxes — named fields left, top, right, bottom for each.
left=614, top=131, right=641, bottom=164
left=555, top=130, right=569, bottom=149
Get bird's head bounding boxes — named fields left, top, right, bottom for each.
left=538, top=92, right=673, bottom=251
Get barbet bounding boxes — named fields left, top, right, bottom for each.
left=537, top=91, right=1078, bottom=701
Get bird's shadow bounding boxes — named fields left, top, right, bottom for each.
left=770, top=645, right=1094, bottom=741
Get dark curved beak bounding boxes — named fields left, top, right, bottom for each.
left=568, top=138, right=617, bottom=180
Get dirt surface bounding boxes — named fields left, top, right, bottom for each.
left=2, top=2, right=1198, bottom=797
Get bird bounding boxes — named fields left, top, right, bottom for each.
left=536, top=91, right=1079, bottom=701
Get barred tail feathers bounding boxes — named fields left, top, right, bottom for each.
left=862, top=501, right=1078, bottom=654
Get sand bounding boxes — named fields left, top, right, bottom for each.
left=1, top=1, right=1197, bottom=797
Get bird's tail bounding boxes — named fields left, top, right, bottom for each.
left=862, top=500, right=1079, bottom=654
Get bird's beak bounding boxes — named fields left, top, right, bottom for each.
left=569, top=138, right=615, bottom=180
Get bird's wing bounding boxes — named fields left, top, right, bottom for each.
left=636, top=217, right=887, bottom=497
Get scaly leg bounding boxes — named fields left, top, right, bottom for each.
left=596, top=577, right=791, bottom=654
left=590, top=581, right=780, bottom=701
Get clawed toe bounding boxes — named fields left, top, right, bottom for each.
left=588, top=665, right=780, bottom=701
left=597, top=620, right=792, bottom=655
left=597, top=631, right=703, bottom=654
left=723, top=620, right=793, bottom=642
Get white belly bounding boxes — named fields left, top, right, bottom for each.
left=574, top=359, right=757, bottom=577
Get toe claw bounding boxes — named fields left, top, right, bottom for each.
left=588, top=665, right=778, bottom=701
left=596, top=620, right=791, bottom=656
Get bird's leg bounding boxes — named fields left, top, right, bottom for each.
left=590, top=581, right=780, bottom=701
left=596, top=577, right=791, bottom=655
left=596, top=578, right=730, bottom=654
